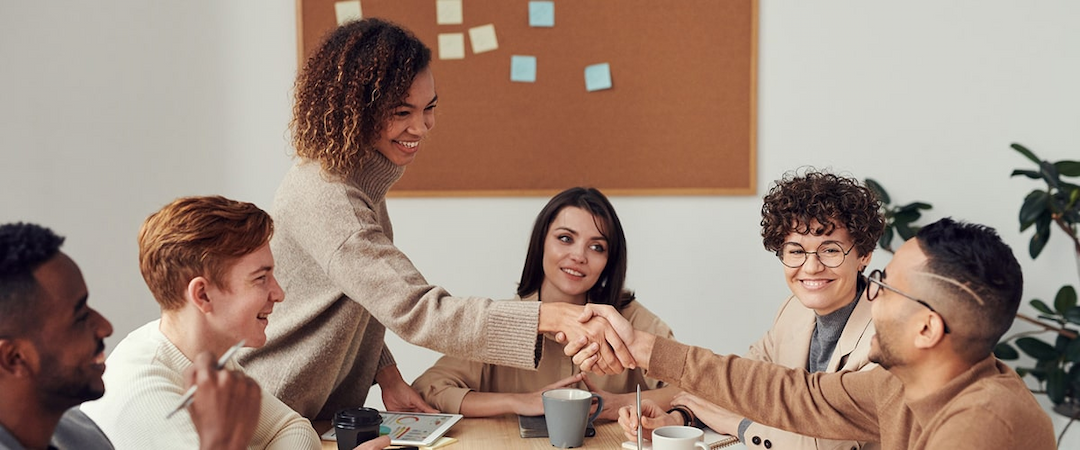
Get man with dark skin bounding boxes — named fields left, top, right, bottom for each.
left=0, top=222, right=261, bottom=450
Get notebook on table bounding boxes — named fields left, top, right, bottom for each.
left=620, top=426, right=741, bottom=449
left=517, top=414, right=596, bottom=438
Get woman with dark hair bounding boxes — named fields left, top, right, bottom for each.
left=412, top=187, right=677, bottom=420
left=239, top=19, right=630, bottom=421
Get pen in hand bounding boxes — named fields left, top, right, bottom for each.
left=166, top=340, right=246, bottom=419
left=636, top=384, right=643, bottom=450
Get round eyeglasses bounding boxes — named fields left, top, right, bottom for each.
left=866, top=269, right=951, bottom=334
left=775, top=241, right=854, bottom=268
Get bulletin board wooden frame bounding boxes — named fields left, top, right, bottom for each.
left=296, top=0, right=757, bottom=197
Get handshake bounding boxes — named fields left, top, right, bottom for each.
left=542, top=302, right=655, bottom=375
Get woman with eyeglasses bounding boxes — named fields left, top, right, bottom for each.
left=620, top=169, right=886, bottom=450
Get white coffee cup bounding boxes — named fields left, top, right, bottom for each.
left=652, top=425, right=710, bottom=450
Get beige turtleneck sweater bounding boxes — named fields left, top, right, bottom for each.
left=240, top=153, right=543, bottom=420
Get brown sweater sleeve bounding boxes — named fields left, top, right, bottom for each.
left=647, top=337, right=882, bottom=443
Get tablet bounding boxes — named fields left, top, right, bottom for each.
left=321, top=411, right=463, bottom=447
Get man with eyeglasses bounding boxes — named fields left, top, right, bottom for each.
left=585, top=218, right=1056, bottom=449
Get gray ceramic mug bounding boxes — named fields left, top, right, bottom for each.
left=542, top=388, right=604, bottom=448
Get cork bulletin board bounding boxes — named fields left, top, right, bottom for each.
left=297, top=0, right=757, bottom=196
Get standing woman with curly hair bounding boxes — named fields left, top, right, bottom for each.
left=620, top=168, right=886, bottom=450
left=239, top=18, right=631, bottom=421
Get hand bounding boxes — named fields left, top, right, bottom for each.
left=511, top=373, right=586, bottom=416
left=184, top=352, right=261, bottom=450
left=376, top=365, right=437, bottom=413
left=566, top=304, right=644, bottom=374
left=542, top=303, right=634, bottom=375
left=671, top=392, right=744, bottom=436
left=578, top=373, right=623, bottom=421
left=617, top=398, right=679, bottom=441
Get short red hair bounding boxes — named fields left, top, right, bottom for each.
left=138, top=196, right=273, bottom=311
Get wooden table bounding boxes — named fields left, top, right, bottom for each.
left=316, top=416, right=629, bottom=449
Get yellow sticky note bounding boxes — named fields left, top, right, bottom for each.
left=334, top=1, right=362, bottom=25
left=436, top=0, right=463, bottom=25
left=438, top=33, right=465, bottom=60
left=468, top=24, right=498, bottom=54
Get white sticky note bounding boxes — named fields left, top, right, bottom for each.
left=529, top=1, right=555, bottom=27
left=510, top=55, right=537, bottom=82
left=438, top=33, right=465, bottom=60
left=584, top=63, right=613, bottom=92
left=334, top=1, right=362, bottom=26
left=436, top=0, right=463, bottom=25
left=469, top=24, right=499, bottom=54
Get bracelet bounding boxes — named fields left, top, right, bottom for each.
left=666, top=405, right=695, bottom=426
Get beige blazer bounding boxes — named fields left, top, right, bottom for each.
left=740, top=295, right=879, bottom=450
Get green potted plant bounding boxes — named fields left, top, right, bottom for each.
left=993, top=143, right=1080, bottom=443
left=865, top=178, right=933, bottom=254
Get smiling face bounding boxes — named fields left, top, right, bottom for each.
left=782, top=220, right=871, bottom=315
left=374, top=67, right=437, bottom=166
left=203, top=244, right=283, bottom=351
left=31, top=253, right=113, bottom=409
left=538, top=207, right=610, bottom=305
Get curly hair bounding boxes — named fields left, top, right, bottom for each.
left=291, top=18, right=432, bottom=179
left=517, top=187, right=635, bottom=310
left=761, top=168, right=885, bottom=256
left=138, top=196, right=273, bottom=311
left=0, top=222, right=66, bottom=335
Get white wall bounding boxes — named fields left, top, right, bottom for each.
left=2, top=0, right=1078, bottom=445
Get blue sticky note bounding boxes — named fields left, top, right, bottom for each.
left=529, top=1, right=554, bottom=27
left=584, top=63, right=612, bottom=92
left=511, top=55, right=537, bottom=83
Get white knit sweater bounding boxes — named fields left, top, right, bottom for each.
left=81, top=320, right=320, bottom=449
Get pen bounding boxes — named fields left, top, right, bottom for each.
left=166, top=340, right=246, bottom=419
left=636, top=384, right=643, bottom=450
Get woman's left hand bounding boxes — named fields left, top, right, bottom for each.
left=579, top=373, right=626, bottom=421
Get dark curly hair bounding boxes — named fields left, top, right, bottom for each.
left=291, top=18, right=432, bottom=179
left=0, top=222, right=66, bottom=336
left=517, top=187, right=635, bottom=310
left=761, top=168, right=885, bottom=256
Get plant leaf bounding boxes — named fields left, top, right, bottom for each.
left=1031, top=299, right=1055, bottom=315
left=893, top=210, right=921, bottom=223
left=878, top=226, right=894, bottom=253
left=1011, top=169, right=1043, bottom=179
left=1065, top=306, right=1080, bottom=325
left=1056, top=285, right=1078, bottom=315
left=1066, top=336, right=1080, bottom=362
left=1055, top=161, right=1080, bottom=177
left=1011, top=143, right=1041, bottom=165
left=1028, top=216, right=1051, bottom=259
left=865, top=178, right=890, bottom=204
left=895, top=222, right=917, bottom=241
left=1016, top=337, right=1059, bottom=361
left=995, top=342, right=1020, bottom=360
left=1040, top=161, right=1061, bottom=190
left=1019, top=190, right=1050, bottom=229
left=1047, top=367, right=1067, bottom=404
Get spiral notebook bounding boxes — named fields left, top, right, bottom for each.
left=620, top=427, right=740, bottom=449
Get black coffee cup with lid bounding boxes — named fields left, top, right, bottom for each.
left=334, top=407, right=381, bottom=450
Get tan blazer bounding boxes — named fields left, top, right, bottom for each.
left=740, top=295, right=879, bottom=450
